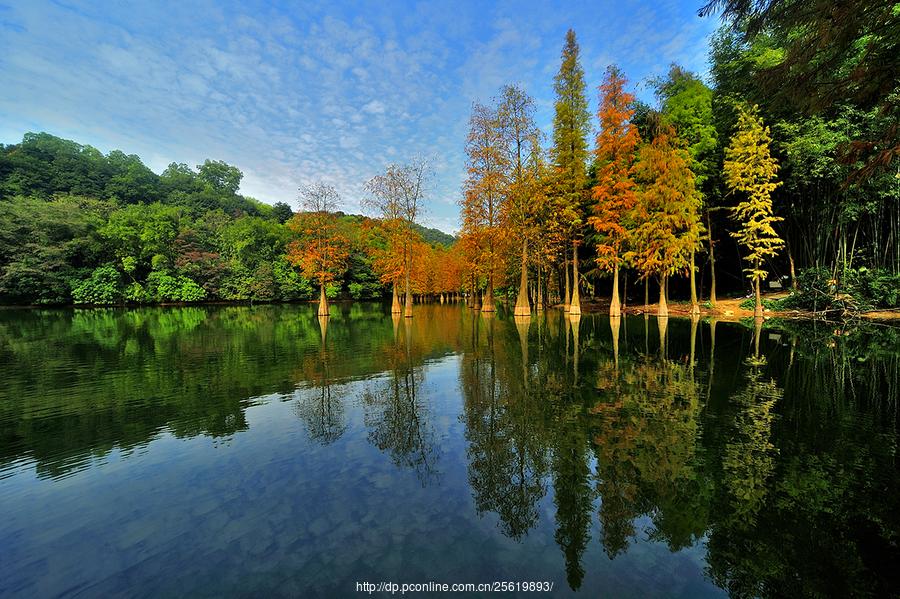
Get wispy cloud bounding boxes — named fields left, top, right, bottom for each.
left=0, top=0, right=719, bottom=231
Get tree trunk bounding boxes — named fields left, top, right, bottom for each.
left=644, top=277, right=649, bottom=312
left=563, top=256, right=571, bottom=311
left=657, top=275, right=668, bottom=317
left=483, top=275, right=495, bottom=312
left=514, top=239, right=530, bottom=316
left=569, top=243, right=581, bottom=315
left=391, top=282, right=402, bottom=314
left=707, top=209, right=717, bottom=309
left=754, top=277, right=763, bottom=318
left=690, top=251, right=700, bottom=315
left=609, top=262, right=621, bottom=317
left=622, top=271, right=627, bottom=312
left=536, top=265, right=543, bottom=311
left=404, top=249, right=413, bottom=318
left=789, top=250, right=797, bottom=290
left=318, top=282, right=329, bottom=317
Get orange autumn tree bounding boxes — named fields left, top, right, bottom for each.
left=430, top=243, right=463, bottom=301
left=462, top=101, right=509, bottom=312
left=630, top=125, right=702, bottom=317
left=441, top=243, right=466, bottom=300
left=366, top=159, right=430, bottom=317
left=457, top=228, right=483, bottom=308
left=362, top=215, right=406, bottom=313
left=286, top=182, right=350, bottom=316
left=589, top=66, right=641, bottom=317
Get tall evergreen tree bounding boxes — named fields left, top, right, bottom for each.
left=550, top=29, right=591, bottom=315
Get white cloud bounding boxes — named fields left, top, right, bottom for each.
left=362, top=99, right=386, bottom=114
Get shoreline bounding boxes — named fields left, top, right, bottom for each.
left=3, top=295, right=898, bottom=322
left=547, top=293, right=900, bottom=322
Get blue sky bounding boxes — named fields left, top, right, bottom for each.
left=0, top=0, right=719, bottom=233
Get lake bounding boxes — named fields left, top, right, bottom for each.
left=1, top=303, right=898, bottom=597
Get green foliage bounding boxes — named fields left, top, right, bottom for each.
left=72, top=265, right=123, bottom=304
left=551, top=29, right=591, bottom=186
left=271, top=201, right=293, bottom=224
left=273, top=258, right=314, bottom=300
left=147, top=271, right=207, bottom=303
left=655, top=65, right=718, bottom=192
left=779, top=267, right=900, bottom=313
left=0, top=195, right=109, bottom=304
left=197, top=159, right=242, bottom=195
left=124, top=281, right=149, bottom=303
left=411, top=222, right=455, bottom=247
left=862, top=268, right=900, bottom=308
left=738, top=296, right=784, bottom=311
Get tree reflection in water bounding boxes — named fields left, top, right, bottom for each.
left=294, top=314, right=347, bottom=444
left=2, top=305, right=897, bottom=596
left=362, top=317, right=438, bottom=484
left=461, top=311, right=549, bottom=540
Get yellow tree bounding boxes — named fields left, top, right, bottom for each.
left=630, top=126, right=703, bottom=316
left=724, top=103, right=784, bottom=318
left=286, top=182, right=349, bottom=316
left=439, top=242, right=466, bottom=300
left=463, top=101, right=509, bottom=312
left=590, top=66, right=641, bottom=317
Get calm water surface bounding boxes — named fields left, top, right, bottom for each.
left=1, top=303, right=898, bottom=597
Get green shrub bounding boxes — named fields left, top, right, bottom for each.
left=71, top=266, right=122, bottom=305
left=273, top=259, right=313, bottom=300
left=147, top=270, right=207, bottom=302
left=124, top=282, right=149, bottom=303
left=738, top=296, right=785, bottom=311
left=859, top=268, right=900, bottom=308
left=777, top=267, right=900, bottom=313
left=348, top=280, right=384, bottom=300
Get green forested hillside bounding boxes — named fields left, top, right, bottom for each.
left=412, top=222, right=456, bottom=247
left=0, top=133, right=451, bottom=305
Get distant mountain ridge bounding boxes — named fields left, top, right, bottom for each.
left=411, top=222, right=456, bottom=247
